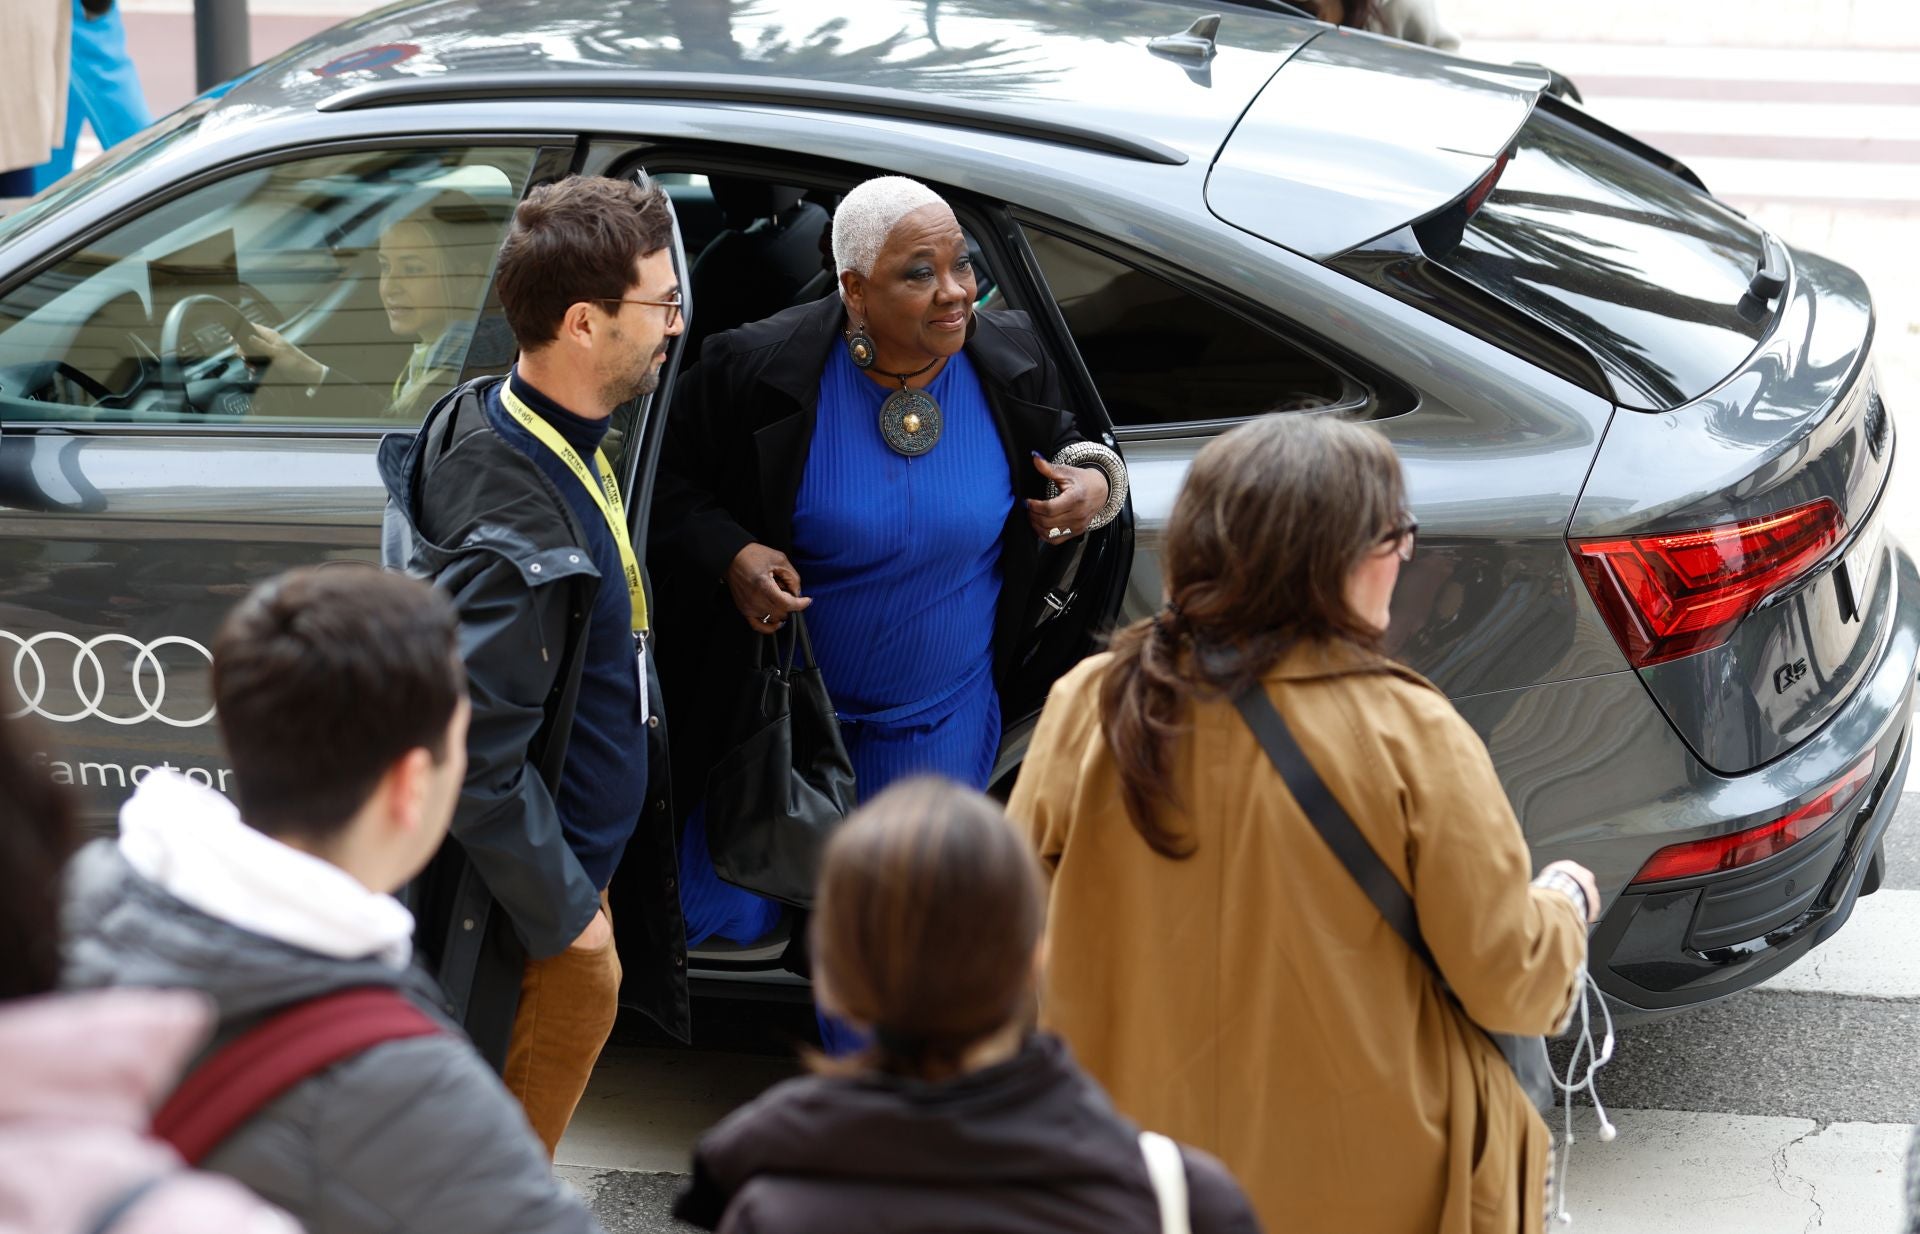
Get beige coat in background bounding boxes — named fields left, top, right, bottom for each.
left=1009, top=641, right=1585, bottom=1234
left=0, top=0, right=71, bottom=172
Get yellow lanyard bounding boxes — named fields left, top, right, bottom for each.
left=500, top=385, right=648, bottom=635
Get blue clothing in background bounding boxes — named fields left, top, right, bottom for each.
left=679, top=347, right=1014, bottom=1002
left=487, top=371, right=647, bottom=890
left=793, top=344, right=1011, bottom=788
left=33, top=1, right=151, bottom=192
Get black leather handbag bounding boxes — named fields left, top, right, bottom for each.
left=703, top=614, right=858, bottom=907
left=1232, top=683, right=1558, bottom=1115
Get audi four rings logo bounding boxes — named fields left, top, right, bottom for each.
left=3, top=631, right=215, bottom=728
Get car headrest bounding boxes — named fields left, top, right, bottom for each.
left=710, top=177, right=806, bottom=227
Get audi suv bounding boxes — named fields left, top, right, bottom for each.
left=0, top=0, right=1910, bottom=1024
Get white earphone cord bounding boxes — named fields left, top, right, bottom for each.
left=1549, top=964, right=1616, bottom=1227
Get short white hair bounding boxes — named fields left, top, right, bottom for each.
left=832, top=176, right=949, bottom=279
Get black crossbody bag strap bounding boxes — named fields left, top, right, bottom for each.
left=1232, top=684, right=1430, bottom=964
left=1232, top=682, right=1557, bottom=1114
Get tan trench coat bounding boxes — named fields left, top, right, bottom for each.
left=0, top=1, right=70, bottom=173
left=1009, top=642, right=1586, bottom=1234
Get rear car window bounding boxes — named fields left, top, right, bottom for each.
left=1024, top=227, right=1353, bottom=432
left=1420, top=104, right=1769, bottom=410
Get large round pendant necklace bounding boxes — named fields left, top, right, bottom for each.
left=874, top=355, right=944, bottom=457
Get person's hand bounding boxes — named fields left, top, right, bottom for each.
left=569, top=908, right=612, bottom=952
left=727, top=542, right=812, bottom=634
left=1538, top=859, right=1602, bottom=923
left=1025, top=453, right=1109, bottom=544
left=238, top=322, right=326, bottom=386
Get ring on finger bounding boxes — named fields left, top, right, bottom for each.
left=760, top=613, right=773, bottom=624
left=1048, top=526, right=1066, bottom=539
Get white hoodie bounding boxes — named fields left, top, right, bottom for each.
left=117, top=770, right=415, bottom=969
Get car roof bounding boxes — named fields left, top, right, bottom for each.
left=212, top=0, right=1320, bottom=168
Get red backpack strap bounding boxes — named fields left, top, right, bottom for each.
left=153, top=985, right=443, bottom=1165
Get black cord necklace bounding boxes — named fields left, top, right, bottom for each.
left=872, top=354, right=945, bottom=457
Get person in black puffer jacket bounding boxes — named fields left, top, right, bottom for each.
left=673, top=777, right=1262, bottom=1234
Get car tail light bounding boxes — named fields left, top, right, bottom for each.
left=1570, top=498, right=1844, bottom=668
left=1629, top=750, right=1875, bottom=886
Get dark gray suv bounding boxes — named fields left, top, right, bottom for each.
left=0, top=0, right=1909, bottom=1020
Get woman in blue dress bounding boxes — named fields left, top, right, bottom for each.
left=652, top=178, right=1129, bottom=1030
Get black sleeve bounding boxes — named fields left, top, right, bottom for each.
left=438, top=550, right=600, bottom=959
left=651, top=339, right=758, bottom=584
left=1183, top=1145, right=1266, bottom=1234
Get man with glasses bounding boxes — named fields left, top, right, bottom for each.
left=379, top=174, right=687, bottom=1155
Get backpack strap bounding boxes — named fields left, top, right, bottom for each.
left=152, top=986, right=443, bottom=1165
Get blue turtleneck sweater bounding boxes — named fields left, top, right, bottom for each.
left=486, top=370, right=647, bottom=890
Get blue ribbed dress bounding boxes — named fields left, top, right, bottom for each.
left=679, top=346, right=1013, bottom=954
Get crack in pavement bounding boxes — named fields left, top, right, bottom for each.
left=1769, top=1123, right=1830, bottom=1233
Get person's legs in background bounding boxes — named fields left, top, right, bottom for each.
left=34, top=0, right=150, bottom=192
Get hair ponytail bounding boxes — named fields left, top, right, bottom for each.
left=1096, top=414, right=1406, bottom=859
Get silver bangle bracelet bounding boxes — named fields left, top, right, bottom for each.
left=1047, top=441, right=1128, bottom=530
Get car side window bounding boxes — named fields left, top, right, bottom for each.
left=1022, top=226, right=1353, bottom=431
left=0, top=146, right=536, bottom=428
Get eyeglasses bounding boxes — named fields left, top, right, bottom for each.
left=592, top=294, right=682, bottom=329
left=1376, top=516, right=1419, bottom=563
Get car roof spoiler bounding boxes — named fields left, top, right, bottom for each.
left=317, top=71, right=1190, bottom=167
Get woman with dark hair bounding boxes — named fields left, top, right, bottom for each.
left=0, top=706, right=298, bottom=1233
left=1008, top=415, right=1597, bottom=1233
left=672, top=777, right=1260, bottom=1234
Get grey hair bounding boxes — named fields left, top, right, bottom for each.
left=832, top=176, right=949, bottom=279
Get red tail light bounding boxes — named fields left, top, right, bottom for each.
left=1630, top=751, right=1875, bottom=886
left=1571, top=499, right=1844, bottom=668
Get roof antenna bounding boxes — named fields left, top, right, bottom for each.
left=1148, top=15, right=1220, bottom=87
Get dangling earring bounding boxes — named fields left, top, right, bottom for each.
left=847, top=322, right=876, bottom=369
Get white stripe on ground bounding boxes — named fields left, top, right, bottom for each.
left=1563, top=1109, right=1913, bottom=1234
left=1762, top=889, right=1920, bottom=999
left=1683, top=156, right=1920, bottom=201
left=1584, top=97, right=1920, bottom=142
left=1465, top=41, right=1920, bottom=84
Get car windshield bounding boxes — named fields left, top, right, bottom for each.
left=1421, top=104, right=1770, bottom=410
left=0, top=105, right=210, bottom=252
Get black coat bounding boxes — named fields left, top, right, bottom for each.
left=672, top=1033, right=1263, bottom=1234
left=650, top=295, right=1091, bottom=804
left=380, top=378, right=690, bottom=1063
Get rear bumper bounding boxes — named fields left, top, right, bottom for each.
left=1591, top=539, right=1919, bottom=1015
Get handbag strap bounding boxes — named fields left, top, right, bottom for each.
left=1232, top=683, right=1433, bottom=969
left=1138, top=1132, right=1192, bottom=1234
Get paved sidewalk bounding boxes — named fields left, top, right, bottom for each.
left=1450, top=0, right=1920, bottom=48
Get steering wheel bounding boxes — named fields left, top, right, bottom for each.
left=157, top=293, right=257, bottom=414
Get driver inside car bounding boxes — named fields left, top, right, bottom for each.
left=239, top=191, right=494, bottom=421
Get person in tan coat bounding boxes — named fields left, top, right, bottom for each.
left=0, top=0, right=71, bottom=196
left=1008, top=414, right=1600, bottom=1234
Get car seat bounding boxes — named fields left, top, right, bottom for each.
left=687, top=177, right=830, bottom=353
